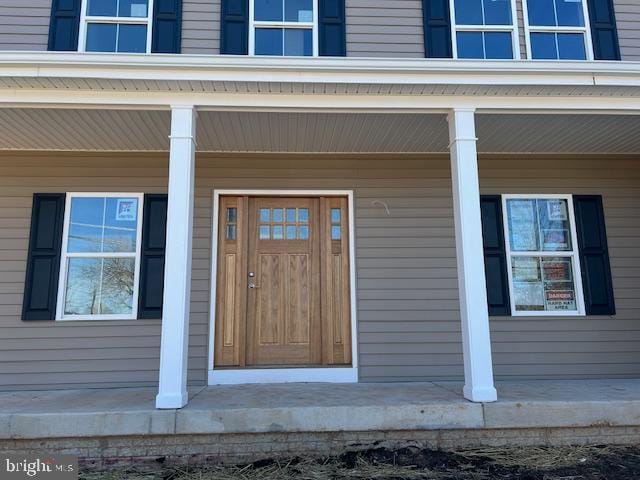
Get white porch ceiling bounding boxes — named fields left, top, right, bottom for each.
left=476, top=114, right=640, bottom=154
left=0, top=108, right=170, bottom=151
left=1, top=108, right=640, bottom=154
left=196, top=112, right=450, bottom=153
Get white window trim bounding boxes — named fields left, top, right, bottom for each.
left=249, top=0, right=320, bottom=57
left=522, top=0, right=594, bottom=60
left=502, top=194, right=586, bottom=317
left=208, top=189, right=358, bottom=385
left=56, top=192, right=144, bottom=321
left=78, top=0, right=155, bottom=54
left=449, top=0, right=521, bottom=59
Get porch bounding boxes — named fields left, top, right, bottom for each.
left=2, top=54, right=640, bottom=412
left=1, top=379, right=640, bottom=462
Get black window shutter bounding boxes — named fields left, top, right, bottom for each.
left=586, top=0, right=620, bottom=60
left=47, top=0, right=81, bottom=51
left=422, top=0, right=453, bottom=58
left=138, top=194, right=168, bottom=319
left=318, top=0, right=346, bottom=56
left=480, top=195, right=511, bottom=316
left=573, top=195, right=616, bottom=315
left=152, top=0, right=182, bottom=53
left=22, top=194, right=66, bottom=321
left=220, top=0, right=249, bottom=54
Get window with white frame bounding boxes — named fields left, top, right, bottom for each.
left=80, top=0, right=153, bottom=53
left=451, top=0, right=519, bottom=59
left=503, top=195, right=585, bottom=315
left=57, top=194, right=143, bottom=320
left=250, top=0, right=317, bottom=56
left=524, top=0, right=592, bottom=59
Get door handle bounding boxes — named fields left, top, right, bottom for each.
left=248, top=282, right=260, bottom=289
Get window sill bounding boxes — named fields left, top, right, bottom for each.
left=56, top=315, right=139, bottom=321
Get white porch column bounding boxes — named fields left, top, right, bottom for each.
left=447, top=108, right=497, bottom=403
left=156, top=106, right=197, bottom=409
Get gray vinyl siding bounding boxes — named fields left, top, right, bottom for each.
left=615, top=0, right=640, bottom=61
left=0, top=153, right=175, bottom=390
left=0, top=1, right=51, bottom=51
left=481, top=155, right=640, bottom=380
left=181, top=0, right=220, bottom=55
left=346, top=0, right=425, bottom=57
left=0, top=151, right=639, bottom=390
left=180, top=0, right=429, bottom=57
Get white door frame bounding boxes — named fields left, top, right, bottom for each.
left=208, top=189, right=359, bottom=385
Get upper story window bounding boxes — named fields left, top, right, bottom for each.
left=79, top=0, right=153, bottom=53
left=451, top=0, right=519, bottom=59
left=250, top=0, right=318, bottom=56
left=524, top=0, right=593, bottom=59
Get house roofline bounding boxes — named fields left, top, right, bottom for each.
left=1, top=52, right=640, bottom=88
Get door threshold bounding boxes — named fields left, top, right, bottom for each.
left=208, top=367, right=358, bottom=385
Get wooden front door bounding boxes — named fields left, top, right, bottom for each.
left=214, top=195, right=352, bottom=368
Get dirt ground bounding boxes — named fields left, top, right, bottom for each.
left=80, top=445, right=640, bottom=480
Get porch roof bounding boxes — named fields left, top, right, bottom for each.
left=2, top=53, right=640, bottom=154
left=1, top=380, right=639, bottom=440
left=2, top=53, right=640, bottom=99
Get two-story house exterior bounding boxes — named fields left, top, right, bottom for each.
left=0, top=0, right=639, bottom=414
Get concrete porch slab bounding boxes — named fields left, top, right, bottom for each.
left=0, top=380, right=639, bottom=441
left=482, top=379, right=640, bottom=429
left=176, top=382, right=483, bottom=434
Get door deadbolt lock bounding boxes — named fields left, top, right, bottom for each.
left=248, top=272, right=255, bottom=277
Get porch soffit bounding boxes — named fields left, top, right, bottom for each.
left=1, top=109, right=640, bottom=154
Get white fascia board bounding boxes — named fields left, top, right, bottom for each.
left=1, top=52, right=640, bottom=87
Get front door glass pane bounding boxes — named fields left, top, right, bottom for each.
left=286, top=225, right=297, bottom=239
left=272, top=208, right=284, bottom=223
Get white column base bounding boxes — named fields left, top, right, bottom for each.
left=463, top=385, right=498, bottom=403
left=155, top=391, right=189, bottom=409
